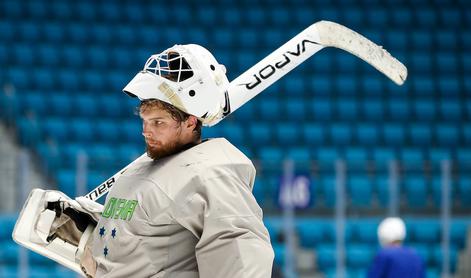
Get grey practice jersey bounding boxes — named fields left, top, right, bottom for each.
left=92, top=138, right=274, bottom=278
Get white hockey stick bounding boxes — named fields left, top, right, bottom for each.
left=84, top=20, right=407, bottom=201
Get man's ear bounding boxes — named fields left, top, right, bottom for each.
left=186, top=115, right=198, bottom=129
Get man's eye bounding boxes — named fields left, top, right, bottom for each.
left=153, top=121, right=163, bottom=125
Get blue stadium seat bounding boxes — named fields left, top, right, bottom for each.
left=436, top=30, right=459, bottom=50
left=42, top=22, right=65, bottom=43
left=82, top=70, right=106, bottom=91
left=316, top=244, right=336, bottom=271
left=355, top=123, right=379, bottom=145
left=87, top=47, right=109, bottom=69
left=314, top=147, right=340, bottom=165
left=432, top=245, right=458, bottom=272
left=69, top=118, right=95, bottom=142
left=74, top=94, right=99, bottom=117
left=259, top=99, right=281, bottom=120
left=310, top=98, right=333, bottom=120
left=42, top=117, right=69, bottom=141
left=37, top=44, right=60, bottom=67
left=309, top=76, right=332, bottom=97
left=0, top=214, right=17, bottom=242
left=407, top=243, right=432, bottom=266
left=121, top=120, right=142, bottom=144
left=403, top=175, right=428, bottom=208
left=283, top=77, right=306, bottom=97
left=413, top=99, right=435, bottom=120
left=96, top=95, right=125, bottom=118
left=330, top=123, right=352, bottom=145
left=286, top=147, right=312, bottom=171
left=361, top=99, right=384, bottom=120
left=249, top=123, right=272, bottom=146
left=439, top=100, right=461, bottom=121
left=61, top=45, right=86, bottom=68
left=272, top=243, right=286, bottom=267
left=372, top=148, right=396, bottom=170
left=320, top=176, right=336, bottom=207
left=410, top=219, right=440, bottom=243
left=232, top=99, right=255, bottom=121
left=345, top=147, right=368, bottom=165
left=347, top=175, right=373, bottom=207
left=335, top=53, right=359, bottom=73
left=117, top=143, right=142, bottom=166
left=366, top=8, right=388, bottom=26
left=382, top=124, right=405, bottom=145
left=7, top=66, right=32, bottom=90
left=259, top=145, right=283, bottom=161
left=264, top=216, right=283, bottom=243
left=22, top=92, right=47, bottom=117
left=335, top=76, right=357, bottom=96
left=458, top=177, right=471, bottom=207
left=57, top=168, right=77, bottom=197
left=0, top=21, right=15, bottom=42
left=388, top=98, right=410, bottom=120
left=262, top=29, right=285, bottom=49
left=451, top=220, right=470, bottom=249
left=275, top=123, right=299, bottom=145
left=412, top=76, right=434, bottom=96
left=220, top=122, right=244, bottom=146
left=464, top=53, right=471, bottom=74
left=438, top=76, right=461, bottom=96
left=296, top=218, right=327, bottom=248
left=32, top=68, right=56, bottom=91
left=414, top=9, right=437, bottom=27
left=411, top=52, right=433, bottom=73
left=429, top=148, right=451, bottom=166
left=17, top=116, right=41, bottom=147
left=350, top=219, right=379, bottom=244
left=409, top=124, right=432, bottom=145
left=400, top=148, right=424, bottom=168
left=55, top=71, right=79, bottom=95
left=0, top=242, right=19, bottom=265
left=435, top=124, right=459, bottom=145
left=18, top=21, right=40, bottom=42
left=361, top=77, right=383, bottom=96
left=51, top=2, right=73, bottom=20
left=463, top=124, right=471, bottom=145
left=336, top=98, right=358, bottom=120
left=285, top=98, right=306, bottom=121
left=48, top=93, right=72, bottom=117
left=88, top=144, right=115, bottom=169
left=252, top=176, right=266, bottom=204
left=437, top=53, right=459, bottom=73
left=431, top=175, right=454, bottom=206
left=303, top=124, right=325, bottom=145
left=95, top=119, right=120, bottom=143
left=346, top=244, right=374, bottom=269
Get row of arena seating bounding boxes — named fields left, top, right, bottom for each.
left=13, top=116, right=471, bottom=148
left=0, top=1, right=469, bottom=27
left=0, top=214, right=467, bottom=277
left=6, top=91, right=471, bottom=120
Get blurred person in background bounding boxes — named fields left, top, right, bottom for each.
left=367, top=217, right=425, bottom=278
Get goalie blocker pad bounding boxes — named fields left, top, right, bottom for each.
left=13, top=189, right=97, bottom=276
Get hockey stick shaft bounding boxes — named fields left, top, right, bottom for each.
left=216, top=21, right=407, bottom=125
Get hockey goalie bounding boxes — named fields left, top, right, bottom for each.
left=12, top=21, right=407, bottom=277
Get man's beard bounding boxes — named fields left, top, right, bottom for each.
left=145, top=139, right=187, bottom=160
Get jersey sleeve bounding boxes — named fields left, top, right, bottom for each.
left=173, top=167, right=274, bottom=278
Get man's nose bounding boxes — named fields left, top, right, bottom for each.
left=142, top=123, right=151, bottom=138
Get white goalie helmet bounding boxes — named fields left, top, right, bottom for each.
left=378, top=217, right=406, bottom=247
left=123, top=44, right=230, bottom=126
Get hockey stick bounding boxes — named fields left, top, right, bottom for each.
left=84, top=20, right=407, bottom=201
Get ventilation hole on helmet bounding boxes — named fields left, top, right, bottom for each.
left=189, top=90, right=196, bottom=97
left=210, top=65, right=215, bottom=71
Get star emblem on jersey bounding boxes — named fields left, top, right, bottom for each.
left=111, top=228, right=117, bottom=238
left=104, top=246, right=108, bottom=257
left=99, top=226, right=106, bottom=237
